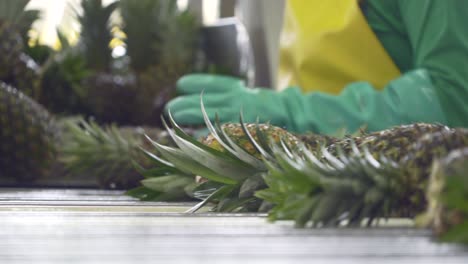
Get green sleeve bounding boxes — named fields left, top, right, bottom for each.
left=287, top=0, right=468, bottom=134
left=284, top=70, right=445, bottom=134
left=398, top=0, right=468, bottom=128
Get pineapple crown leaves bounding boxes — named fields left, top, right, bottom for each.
left=38, top=39, right=92, bottom=115
left=36, top=29, right=72, bottom=72
left=133, top=98, right=300, bottom=212
left=75, top=0, right=118, bottom=72
left=43, top=44, right=91, bottom=95
left=145, top=110, right=262, bottom=185
left=77, top=0, right=118, bottom=24
left=57, top=29, right=73, bottom=51
left=128, top=143, right=196, bottom=201
left=131, top=110, right=262, bottom=210
left=0, top=0, right=41, bottom=44
left=120, top=0, right=199, bottom=72
left=157, top=8, right=199, bottom=68
left=0, top=82, right=57, bottom=181
left=256, top=140, right=408, bottom=227
left=126, top=185, right=191, bottom=202
left=258, top=127, right=468, bottom=228
left=17, top=9, right=41, bottom=44
left=59, top=117, right=140, bottom=180
left=0, top=0, right=30, bottom=23
left=200, top=98, right=268, bottom=169
left=119, top=0, right=167, bottom=72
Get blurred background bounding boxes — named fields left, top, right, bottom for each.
left=0, top=0, right=286, bottom=188
left=27, top=0, right=285, bottom=89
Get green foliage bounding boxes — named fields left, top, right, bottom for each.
left=434, top=149, right=468, bottom=244
left=120, top=0, right=199, bottom=73
left=24, top=39, right=53, bottom=65
left=440, top=221, right=468, bottom=244
left=17, top=9, right=41, bottom=44
left=76, top=0, right=118, bottom=72
left=129, top=106, right=287, bottom=212
left=443, top=175, right=468, bottom=213
left=257, top=142, right=409, bottom=227
left=0, top=0, right=30, bottom=22
left=0, top=82, right=56, bottom=182
left=59, top=117, right=144, bottom=188
left=119, top=0, right=166, bottom=72
left=60, top=117, right=137, bottom=174
left=40, top=44, right=91, bottom=115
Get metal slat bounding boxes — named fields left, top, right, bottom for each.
left=0, top=189, right=467, bottom=264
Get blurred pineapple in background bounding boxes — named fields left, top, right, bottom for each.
left=77, top=0, right=117, bottom=72
left=71, top=0, right=125, bottom=121
left=0, top=0, right=202, bottom=188
left=115, top=0, right=199, bottom=126
left=0, top=0, right=62, bottom=185
left=0, top=0, right=42, bottom=100
left=25, top=0, right=200, bottom=126
left=60, top=0, right=200, bottom=126
left=34, top=29, right=92, bottom=116
left=0, top=82, right=57, bottom=184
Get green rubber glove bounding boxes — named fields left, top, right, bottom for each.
left=166, top=70, right=449, bottom=135
left=166, top=74, right=302, bottom=130
left=293, top=69, right=448, bottom=134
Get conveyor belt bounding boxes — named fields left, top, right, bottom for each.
left=0, top=189, right=467, bottom=264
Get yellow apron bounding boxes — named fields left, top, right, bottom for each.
left=278, top=0, right=401, bottom=93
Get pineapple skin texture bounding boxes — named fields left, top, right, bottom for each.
left=0, top=82, right=56, bottom=182
left=346, top=126, right=468, bottom=219
left=0, top=21, right=23, bottom=79
left=0, top=21, right=41, bottom=100
left=201, top=123, right=300, bottom=158
left=328, top=123, right=451, bottom=161
left=322, top=124, right=465, bottom=216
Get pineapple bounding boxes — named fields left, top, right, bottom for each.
left=297, top=132, right=339, bottom=152
left=119, top=0, right=165, bottom=74
left=201, top=123, right=300, bottom=159
left=119, top=0, right=199, bottom=125
left=40, top=43, right=91, bottom=115
left=79, top=0, right=199, bottom=126
left=74, top=0, right=127, bottom=123
left=132, top=107, right=468, bottom=244
left=192, top=122, right=300, bottom=211
left=77, top=0, right=117, bottom=72
left=0, top=0, right=41, bottom=100
left=59, top=117, right=179, bottom=189
left=257, top=127, right=468, bottom=227
left=130, top=105, right=301, bottom=212
left=0, top=81, right=56, bottom=183
left=62, top=0, right=135, bottom=123
left=83, top=72, right=136, bottom=124
left=120, top=0, right=198, bottom=73
left=9, top=53, right=41, bottom=98
left=421, top=147, right=468, bottom=243
left=0, top=0, right=26, bottom=78
left=134, top=101, right=468, bottom=222
left=327, top=123, right=451, bottom=161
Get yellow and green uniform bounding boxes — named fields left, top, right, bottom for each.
left=167, top=0, right=468, bottom=134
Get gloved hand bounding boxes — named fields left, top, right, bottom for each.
left=165, top=70, right=449, bottom=135
left=165, top=74, right=307, bottom=131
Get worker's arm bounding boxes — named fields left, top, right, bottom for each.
left=167, top=0, right=468, bottom=134
left=287, top=0, right=468, bottom=134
